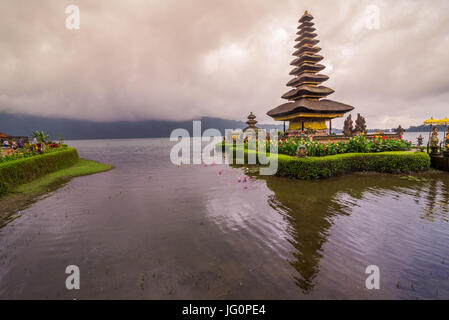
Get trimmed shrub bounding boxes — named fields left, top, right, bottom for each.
left=0, top=180, right=8, bottom=195
left=230, top=149, right=430, bottom=180
left=276, top=152, right=430, bottom=179
left=0, top=148, right=79, bottom=195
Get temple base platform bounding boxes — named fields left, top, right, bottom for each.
left=430, top=154, right=449, bottom=172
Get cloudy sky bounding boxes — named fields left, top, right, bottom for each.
left=1, top=0, right=448, bottom=128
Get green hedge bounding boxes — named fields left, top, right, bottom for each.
left=228, top=149, right=430, bottom=180
left=276, top=152, right=430, bottom=179
left=0, top=148, right=79, bottom=195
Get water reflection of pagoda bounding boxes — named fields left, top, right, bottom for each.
left=267, top=11, right=354, bottom=136
left=257, top=174, right=449, bottom=293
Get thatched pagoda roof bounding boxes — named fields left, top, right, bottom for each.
left=298, top=21, right=314, bottom=29
left=298, top=11, right=313, bottom=23
left=289, top=63, right=325, bottom=75
left=294, top=38, right=319, bottom=48
left=267, top=99, right=354, bottom=118
left=286, top=73, right=329, bottom=87
left=290, top=53, right=324, bottom=66
left=296, top=27, right=316, bottom=35
left=295, top=32, right=317, bottom=42
left=293, top=46, right=321, bottom=56
left=282, top=85, right=334, bottom=100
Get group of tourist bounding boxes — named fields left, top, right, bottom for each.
left=1, top=138, right=24, bottom=150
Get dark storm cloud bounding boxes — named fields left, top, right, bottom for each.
left=0, top=0, right=448, bottom=128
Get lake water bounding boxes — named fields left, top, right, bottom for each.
left=403, top=131, right=446, bottom=146
left=0, top=138, right=448, bottom=299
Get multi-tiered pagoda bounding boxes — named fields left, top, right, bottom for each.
left=243, top=112, right=259, bottom=132
left=267, top=11, right=354, bottom=135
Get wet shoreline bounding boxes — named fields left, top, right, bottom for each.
left=0, top=159, right=113, bottom=228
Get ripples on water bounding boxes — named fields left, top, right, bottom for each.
left=0, top=138, right=448, bottom=299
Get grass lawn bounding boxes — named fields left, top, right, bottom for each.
left=0, top=159, right=113, bottom=227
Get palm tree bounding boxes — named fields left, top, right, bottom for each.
left=55, top=134, right=64, bottom=145
left=32, top=130, right=50, bottom=144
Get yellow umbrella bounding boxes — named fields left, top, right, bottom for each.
left=424, top=117, right=439, bottom=125
left=437, top=117, right=449, bottom=125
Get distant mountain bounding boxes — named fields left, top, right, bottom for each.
left=367, top=129, right=393, bottom=133
left=406, top=124, right=447, bottom=132
left=0, top=112, right=282, bottom=140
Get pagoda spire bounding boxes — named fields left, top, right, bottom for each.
left=266, top=11, right=354, bottom=135
left=282, top=11, right=334, bottom=101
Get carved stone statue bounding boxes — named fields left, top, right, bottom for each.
left=444, top=131, right=449, bottom=157
left=395, top=125, right=405, bottom=137
left=296, top=144, right=308, bottom=158
left=354, top=113, right=367, bottom=135
left=343, top=114, right=353, bottom=137
left=430, top=126, right=439, bottom=155
left=417, top=134, right=424, bottom=152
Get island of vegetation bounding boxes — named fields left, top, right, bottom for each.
left=221, top=133, right=430, bottom=180
left=219, top=11, right=431, bottom=180
left=0, top=130, right=112, bottom=227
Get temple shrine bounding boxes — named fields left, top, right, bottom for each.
left=243, top=112, right=259, bottom=132
left=267, top=11, right=354, bottom=136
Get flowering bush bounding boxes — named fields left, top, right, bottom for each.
left=0, top=142, right=67, bottom=164
left=0, top=148, right=79, bottom=195
left=270, top=135, right=411, bottom=157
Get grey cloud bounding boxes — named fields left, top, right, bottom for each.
left=0, top=0, right=448, bottom=128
